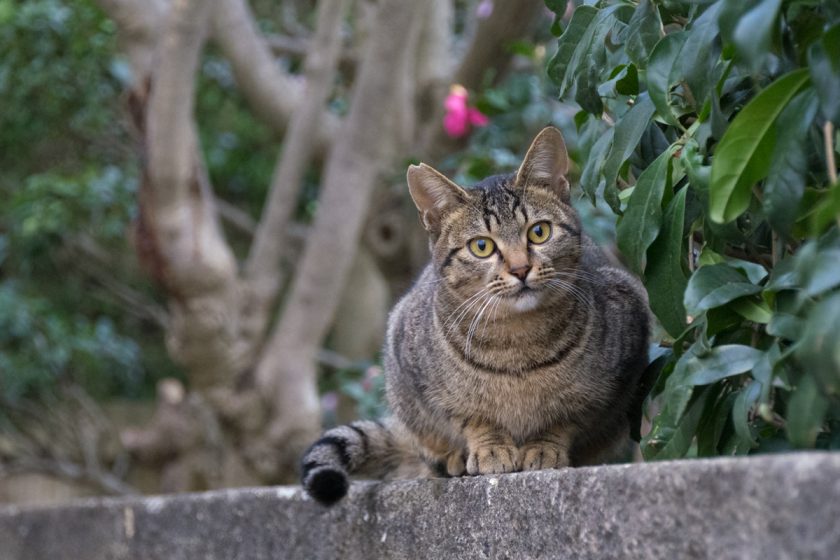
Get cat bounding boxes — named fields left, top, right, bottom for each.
left=301, top=127, right=650, bottom=505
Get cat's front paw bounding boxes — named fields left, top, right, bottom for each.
left=466, top=445, right=520, bottom=475
left=520, top=442, right=570, bottom=471
left=445, top=450, right=466, bottom=476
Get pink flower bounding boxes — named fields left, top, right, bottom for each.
left=443, top=84, right=489, bottom=139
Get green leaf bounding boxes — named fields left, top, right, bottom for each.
left=580, top=127, right=614, bottom=203
left=766, top=312, right=803, bottom=340
left=732, top=380, right=761, bottom=447
left=794, top=242, right=840, bottom=298
left=647, top=31, right=688, bottom=127
left=724, top=257, right=768, bottom=285
left=697, top=390, right=737, bottom=456
left=616, top=147, right=674, bottom=275
left=733, top=0, right=782, bottom=70
left=808, top=23, right=840, bottom=124
left=709, top=68, right=811, bottom=223
left=623, top=0, right=663, bottom=70
left=615, top=64, right=639, bottom=96
left=684, top=264, right=762, bottom=316
left=764, top=254, right=799, bottom=292
left=544, top=0, right=567, bottom=15
left=684, top=344, right=764, bottom=386
left=730, top=298, right=772, bottom=324
left=809, top=183, right=840, bottom=236
left=647, top=334, right=709, bottom=441
left=763, top=89, right=819, bottom=238
left=680, top=2, right=725, bottom=109
left=645, top=187, right=688, bottom=337
left=786, top=373, right=829, bottom=448
left=573, top=5, right=634, bottom=114
left=648, top=387, right=713, bottom=460
left=547, top=5, right=598, bottom=93
left=601, top=94, right=656, bottom=212
left=796, top=291, right=840, bottom=396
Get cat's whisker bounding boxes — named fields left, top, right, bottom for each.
left=477, top=295, right=503, bottom=352
left=477, top=294, right=501, bottom=349
left=446, top=290, right=492, bottom=337
left=546, top=278, right=594, bottom=311
left=546, top=277, right=592, bottom=303
left=465, top=293, right=496, bottom=359
left=442, top=287, right=490, bottom=329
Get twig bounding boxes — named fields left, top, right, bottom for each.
left=241, top=0, right=350, bottom=358
left=688, top=233, right=695, bottom=273
left=216, top=197, right=257, bottom=235
left=210, top=0, right=339, bottom=154
left=316, top=349, right=366, bottom=371
left=66, top=236, right=169, bottom=328
left=825, top=121, right=838, bottom=185
left=823, top=121, right=839, bottom=230
left=771, top=231, right=780, bottom=267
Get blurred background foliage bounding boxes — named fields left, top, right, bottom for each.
left=0, top=0, right=577, bottom=421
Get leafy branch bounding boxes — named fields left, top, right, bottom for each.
left=546, top=0, right=840, bottom=458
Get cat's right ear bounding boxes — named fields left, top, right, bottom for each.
left=407, top=163, right=468, bottom=233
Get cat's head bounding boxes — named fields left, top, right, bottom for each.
left=407, top=127, right=581, bottom=312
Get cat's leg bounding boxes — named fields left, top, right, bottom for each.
left=519, top=426, right=574, bottom=471
left=416, top=432, right=467, bottom=477
left=462, top=420, right=520, bottom=475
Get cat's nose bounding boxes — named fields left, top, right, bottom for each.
left=509, top=264, right=531, bottom=281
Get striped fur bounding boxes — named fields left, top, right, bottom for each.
left=301, top=127, right=650, bottom=505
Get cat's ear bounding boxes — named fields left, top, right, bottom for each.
left=515, top=126, right=570, bottom=203
left=407, top=163, right=469, bottom=233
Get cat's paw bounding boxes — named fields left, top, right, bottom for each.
left=446, top=451, right=466, bottom=476
left=466, top=445, right=520, bottom=475
left=519, top=442, right=570, bottom=471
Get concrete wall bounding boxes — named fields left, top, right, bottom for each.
left=1, top=452, right=838, bottom=560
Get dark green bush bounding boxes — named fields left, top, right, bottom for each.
left=546, top=0, right=840, bottom=457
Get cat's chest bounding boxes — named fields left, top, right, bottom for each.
left=431, top=346, right=604, bottom=440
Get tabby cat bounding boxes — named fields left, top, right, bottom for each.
left=301, top=127, right=650, bottom=505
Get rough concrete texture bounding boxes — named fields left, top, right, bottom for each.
left=1, top=452, right=838, bottom=560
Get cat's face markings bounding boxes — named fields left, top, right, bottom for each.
left=431, top=182, right=578, bottom=313
left=408, top=127, right=580, bottom=314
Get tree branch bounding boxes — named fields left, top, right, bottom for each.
left=420, top=0, right=546, bottom=160
left=94, top=0, right=167, bottom=79
left=454, top=0, right=545, bottom=90
left=210, top=0, right=340, bottom=154
left=266, top=33, right=358, bottom=76
left=254, top=0, right=423, bottom=464
left=240, top=0, right=351, bottom=356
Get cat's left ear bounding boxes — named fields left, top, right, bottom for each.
left=407, top=163, right=469, bottom=234
left=515, top=126, right=570, bottom=203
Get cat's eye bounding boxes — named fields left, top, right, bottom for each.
left=468, top=237, right=495, bottom=258
left=527, top=221, right=552, bottom=244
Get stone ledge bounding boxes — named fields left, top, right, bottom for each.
left=1, top=452, right=838, bottom=560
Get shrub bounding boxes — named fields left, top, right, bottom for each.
left=545, top=0, right=840, bottom=457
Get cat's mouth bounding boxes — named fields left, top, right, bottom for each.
left=498, top=285, right=542, bottom=311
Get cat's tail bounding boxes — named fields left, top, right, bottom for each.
left=301, top=418, right=409, bottom=505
